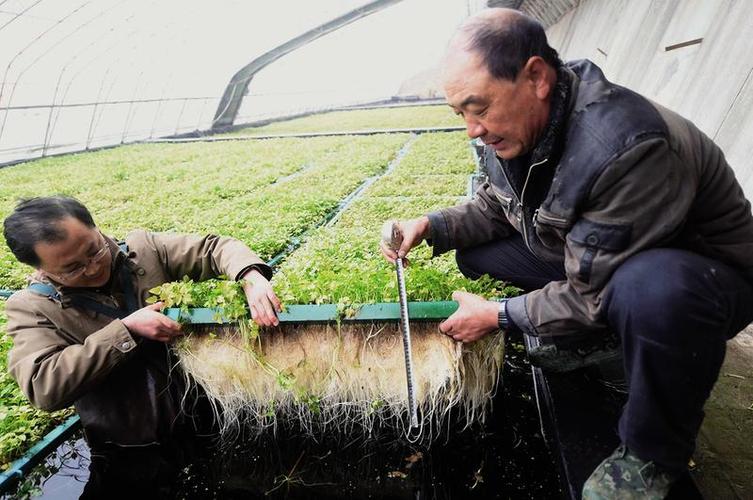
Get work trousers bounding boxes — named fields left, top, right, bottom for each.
left=455, top=234, right=753, bottom=472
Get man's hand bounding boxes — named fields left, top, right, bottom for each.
left=122, top=302, right=183, bottom=343
left=439, top=291, right=500, bottom=343
left=241, top=269, right=283, bottom=327
left=379, top=216, right=431, bottom=264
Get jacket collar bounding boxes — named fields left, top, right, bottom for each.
left=495, top=65, right=575, bottom=206
left=529, top=64, right=574, bottom=165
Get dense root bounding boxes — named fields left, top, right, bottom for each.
left=174, top=321, right=504, bottom=442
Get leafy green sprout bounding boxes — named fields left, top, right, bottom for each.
left=147, top=276, right=249, bottom=321
left=366, top=399, right=385, bottom=416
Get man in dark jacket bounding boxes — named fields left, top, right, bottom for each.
left=380, top=8, right=753, bottom=499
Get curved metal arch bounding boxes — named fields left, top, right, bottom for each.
left=211, top=0, right=403, bottom=131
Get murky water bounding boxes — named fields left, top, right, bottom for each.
left=6, top=341, right=562, bottom=499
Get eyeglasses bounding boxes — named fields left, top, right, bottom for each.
left=48, top=234, right=109, bottom=282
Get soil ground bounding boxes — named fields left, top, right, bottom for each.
left=692, top=325, right=753, bottom=499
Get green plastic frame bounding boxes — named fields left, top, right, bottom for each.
left=163, top=301, right=459, bottom=324
left=0, top=415, right=81, bottom=494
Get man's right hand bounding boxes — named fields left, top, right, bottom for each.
left=379, top=216, right=431, bottom=264
left=122, top=302, right=183, bottom=343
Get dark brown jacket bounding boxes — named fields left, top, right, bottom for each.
left=428, top=60, right=753, bottom=337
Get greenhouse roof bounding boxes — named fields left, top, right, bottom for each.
left=0, top=0, right=493, bottom=165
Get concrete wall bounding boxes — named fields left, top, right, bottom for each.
left=546, top=0, right=753, bottom=199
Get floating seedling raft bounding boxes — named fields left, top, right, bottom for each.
left=162, top=298, right=504, bottom=441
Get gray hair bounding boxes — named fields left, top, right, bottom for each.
left=459, top=9, right=561, bottom=80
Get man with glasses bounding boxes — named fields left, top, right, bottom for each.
left=2, top=195, right=282, bottom=495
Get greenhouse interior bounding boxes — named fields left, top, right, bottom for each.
left=0, top=0, right=752, bottom=498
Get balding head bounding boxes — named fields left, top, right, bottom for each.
left=446, top=8, right=561, bottom=82
left=441, top=8, right=560, bottom=160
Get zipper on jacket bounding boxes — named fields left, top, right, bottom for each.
left=506, top=157, right=549, bottom=253
left=497, top=163, right=524, bottom=223
left=535, top=209, right=569, bottom=228
left=495, top=192, right=513, bottom=209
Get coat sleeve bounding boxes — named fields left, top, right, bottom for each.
left=427, top=181, right=515, bottom=256
left=140, top=232, right=272, bottom=282
left=5, top=293, right=139, bottom=411
left=506, top=138, right=696, bottom=336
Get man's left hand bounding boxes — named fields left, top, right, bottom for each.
left=241, top=269, right=283, bottom=327
left=439, top=291, right=499, bottom=343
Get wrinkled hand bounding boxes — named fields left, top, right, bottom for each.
left=242, top=269, right=283, bottom=327
left=439, top=291, right=499, bottom=343
left=122, top=302, right=183, bottom=343
left=379, top=216, right=431, bottom=264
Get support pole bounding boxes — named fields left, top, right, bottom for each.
left=211, top=0, right=403, bottom=131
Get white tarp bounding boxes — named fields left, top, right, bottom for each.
left=0, top=0, right=467, bottom=164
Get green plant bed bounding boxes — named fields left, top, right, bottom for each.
left=0, top=134, right=409, bottom=289
left=334, top=196, right=464, bottom=232
left=364, top=173, right=470, bottom=197
left=0, top=301, right=74, bottom=471
left=228, top=105, right=462, bottom=136
left=273, top=130, right=515, bottom=305
left=273, top=226, right=513, bottom=305
left=391, top=132, right=476, bottom=175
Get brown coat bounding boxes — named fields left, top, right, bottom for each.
left=5, top=230, right=269, bottom=446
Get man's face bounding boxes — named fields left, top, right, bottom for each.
left=443, top=51, right=550, bottom=160
left=34, top=217, right=112, bottom=288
